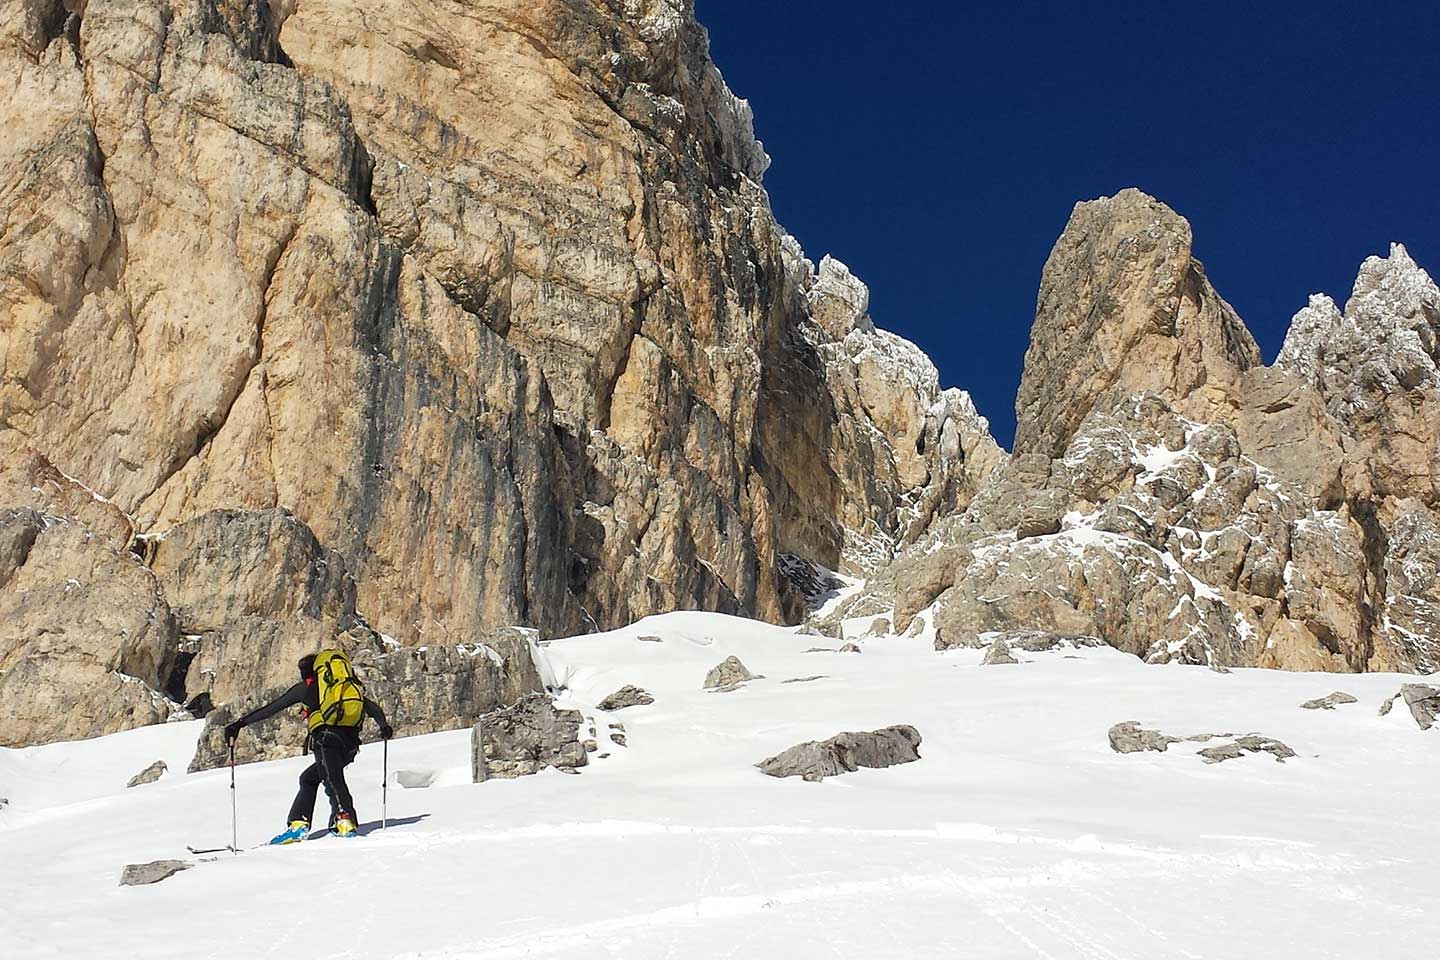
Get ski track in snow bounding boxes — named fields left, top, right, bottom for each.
left=2, top=610, right=1439, bottom=959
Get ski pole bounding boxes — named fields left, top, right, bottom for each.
left=382, top=737, right=389, bottom=831
left=229, top=740, right=238, bottom=855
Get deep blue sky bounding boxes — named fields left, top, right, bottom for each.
left=698, top=3, right=1440, bottom=447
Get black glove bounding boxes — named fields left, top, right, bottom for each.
left=379, top=723, right=394, bottom=741
left=223, top=721, right=243, bottom=744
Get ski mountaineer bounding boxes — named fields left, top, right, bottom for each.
left=223, top=650, right=393, bottom=844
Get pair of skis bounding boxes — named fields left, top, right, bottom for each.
left=186, top=829, right=337, bottom=855
left=197, top=737, right=388, bottom=856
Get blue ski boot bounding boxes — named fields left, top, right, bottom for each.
left=334, top=814, right=358, bottom=839
left=269, top=820, right=310, bottom=845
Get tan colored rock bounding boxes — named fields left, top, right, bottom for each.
left=1276, top=246, right=1440, bottom=506
left=150, top=508, right=372, bottom=710
left=0, top=508, right=178, bottom=747
left=1014, top=189, right=1261, bottom=458
left=1, top=0, right=993, bottom=731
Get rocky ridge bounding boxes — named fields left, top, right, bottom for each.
left=830, top=191, right=1439, bottom=675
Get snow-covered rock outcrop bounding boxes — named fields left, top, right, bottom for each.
left=1276, top=244, right=1440, bottom=504
left=823, top=198, right=1440, bottom=674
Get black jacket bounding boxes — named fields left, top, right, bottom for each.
left=235, top=678, right=389, bottom=734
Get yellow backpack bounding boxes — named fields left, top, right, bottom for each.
left=308, top=649, right=366, bottom=732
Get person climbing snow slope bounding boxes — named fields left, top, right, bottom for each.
left=224, top=649, right=393, bottom=844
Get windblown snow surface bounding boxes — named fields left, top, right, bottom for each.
left=3, top=612, right=1438, bottom=958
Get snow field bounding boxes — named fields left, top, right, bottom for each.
left=2, top=611, right=1438, bottom=959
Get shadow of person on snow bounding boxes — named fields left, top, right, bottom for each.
left=357, top=813, right=430, bottom=836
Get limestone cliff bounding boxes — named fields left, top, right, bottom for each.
left=0, top=0, right=992, bottom=745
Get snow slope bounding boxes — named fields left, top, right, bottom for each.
left=3, top=612, right=1438, bottom=958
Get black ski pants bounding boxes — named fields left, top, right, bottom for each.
left=287, top=726, right=361, bottom=826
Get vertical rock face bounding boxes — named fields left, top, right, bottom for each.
left=1014, top=189, right=1261, bottom=459
left=1, top=1, right=994, bottom=745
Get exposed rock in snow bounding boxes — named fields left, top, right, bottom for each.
left=873, top=389, right=1438, bottom=672
left=704, top=656, right=756, bottom=691
left=596, top=685, right=655, bottom=711
left=119, top=860, right=192, bottom=887
left=861, top=618, right=892, bottom=639
left=1300, top=691, right=1358, bottom=711
left=125, top=761, right=167, bottom=789
left=1107, top=722, right=1179, bottom=754
left=981, top=639, right=1019, bottom=665
left=997, top=630, right=1105, bottom=652
left=473, top=695, right=589, bottom=779
left=1390, top=684, right=1440, bottom=730
left=756, top=725, right=922, bottom=782
left=1196, top=736, right=1297, bottom=764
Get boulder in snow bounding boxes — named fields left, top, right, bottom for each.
left=981, top=639, right=1019, bottom=665
left=862, top=618, right=892, bottom=639
left=757, top=725, right=922, bottom=782
left=1300, top=691, right=1358, bottom=711
left=1197, top=736, right=1297, bottom=764
left=1108, top=721, right=1179, bottom=754
left=1384, top=684, right=1440, bottom=729
left=596, top=685, right=654, bottom=711
left=838, top=643, right=863, bottom=654
left=704, top=656, right=755, bottom=691
left=472, top=695, right=588, bottom=780
left=126, top=760, right=167, bottom=788
left=120, top=860, right=191, bottom=886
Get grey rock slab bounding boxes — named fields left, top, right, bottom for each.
left=981, top=639, right=1019, bottom=665
left=472, top=695, right=588, bottom=780
left=837, top=643, right=863, bottom=654
left=1300, top=691, right=1359, bottom=710
left=992, top=630, right=1104, bottom=652
left=781, top=676, right=827, bottom=684
left=596, top=685, right=654, bottom=711
left=1197, top=736, right=1297, bottom=764
left=757, top=725, right=922, bottom=782
left=704, top=656, right=755, bottom=690
left=126, top=760, right=167, bottom=788
left=1108, top=721, right=1180, bottom=754
left=120, top=860, right=192, bottom=886
left=1400, top=684, right=1440, bottom=729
